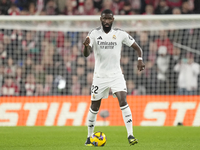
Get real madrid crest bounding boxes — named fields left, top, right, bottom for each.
left=112, top=35, right=116, bottom=39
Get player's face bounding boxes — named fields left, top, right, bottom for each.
left=100, top=13, right=114, bottom=33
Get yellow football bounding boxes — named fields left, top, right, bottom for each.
left=90, top=131, right=107, bottom=147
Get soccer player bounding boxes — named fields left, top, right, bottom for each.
left=83, top=9, right=145, bottom=146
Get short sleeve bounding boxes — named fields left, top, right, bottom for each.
left=122, top=32, right=135, bottom=47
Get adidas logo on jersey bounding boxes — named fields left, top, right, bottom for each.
left=97, top=36, right=103, bottom=40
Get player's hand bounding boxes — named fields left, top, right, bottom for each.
left=83, top=37, right=90, bottom=47
left=137, top=60, right=145, bottom=71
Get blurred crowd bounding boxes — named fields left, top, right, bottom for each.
left=0, top=0, right=200, bottom=16
left=0, top=29, right=199, bottom=96
left=0, top=0, right=200, bottom=96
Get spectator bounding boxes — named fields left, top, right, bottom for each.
left=10, top=29, right=23, bottom=41
left=126, top=80, right=137, bottom=95
left=58, top=38, right=72, bottom=58
left=174, top=53, right=200, bottom=95
left=44, top=31, right=64, bottom=48
left=43, top=74, right=53, bottom=95
left=71, top=74, right=81, bottom=95
left=4, top=57, right=16, bottom=77
left=22, top=31, right=40, bottom=59
left=10, top=29, right=23, bottom=62
left=35, top=83, right=44, bottom=96
left=120, top=52, right=134, bottom=80
left=1, top=75, right=19, bottom=96
left=137, top=31, right=150, bottom=62
left=81, top=85, right=91, bottom=95
left=28, top=2, right=36, bottom=15
left=45, top=0, right=59, bottom=15
left=154, top=0, right=172, bottom=14
left=86, top=53, right=95, bottom=72
left=187, top=0, right=194, bottom=11
left=0, top=0, right=11, bottom=15
left=78, top=32, right=88, bottom=49
left=22, top=57, right=34, bottom=75
left=66, top=31, right=79, bottom=47
left=181, top=0, right=193, bottom=14
left=101, top=0, right=119, bottom=15
left=146, top=41, right=158, bottom=94
left=130, top=0, right=146, bottom=14
left=155, top=30, right=173, bottom=55
left=15, top=66, right=22, bottom=88
left=133, top=60, right=147, bottom=95
left=143, top=4, right=154, bottom=15
left=41, top=43, right=55, bottom=74
left=34, top=63, right=45, bottom=84
left=36, top=0, right=44, bottom=14
left=119, top=1, right=133, bottom=15
left=71, top=45, right=80, bottom=62
left=76, top=0, right=84, bottom=14
left=62, top=53, right=74, bottom=74
left=62, top=0, right=78, bottom=15
left=81, top=71, right=93, bottom=95
left=113, top=0, right=124, bottom=11
left=148, top=41, right=157, bottom=66
left=172, top=7, right=181, bottom=14
left=40, top=39, right=48, bottom=56
left=81, top=0, right=98, bottom=15
left=86, top=72, right=93, bottom=86
left=168, top=47, right=181, bottom=94
left=76, top=56, right=86, bottom=86
left=93, top=0, right=103, bottom=12
left=0, top=43, right=6, bottom=64
left=156, top=46, right=170, bottom=94
left=24, top=73, right=36, bottom=96
left=7, top=4, right=20, bottom=15
left=59, top=53, right=74, bottom=95
left=3, top=35, right=12, bottom=59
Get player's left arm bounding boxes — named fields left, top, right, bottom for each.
left=131, top=42, right=145, bottom=71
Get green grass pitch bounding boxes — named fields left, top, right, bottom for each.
left=0, top=126, right=200, bottom=150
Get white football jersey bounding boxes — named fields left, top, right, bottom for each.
left=88, top=26, right=135, bottom=78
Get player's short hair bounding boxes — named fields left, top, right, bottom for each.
left=101, top=9, right=113, bottom=16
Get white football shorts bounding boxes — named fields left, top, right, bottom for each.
left=91, top=74, right=127, bottom=101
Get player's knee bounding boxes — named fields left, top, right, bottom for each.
left=91, top=103, right=101, bottom=111
left=119, top=100, right=127, bottom=107
left=90, top=105, right=100, bottom=111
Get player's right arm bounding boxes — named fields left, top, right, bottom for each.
left=83, top=37, right=92, bottom=57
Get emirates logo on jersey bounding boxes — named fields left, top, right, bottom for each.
left=112, top=35, right=116, bottom=39
left=97, top=41, right=117, bottom=49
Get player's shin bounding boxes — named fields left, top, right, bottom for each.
left=120, top=104, right=133, bottom=137
left=87, top=108, right=98, bottom=137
